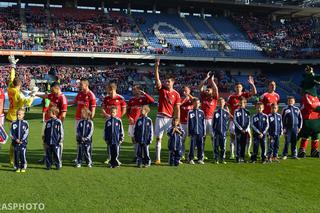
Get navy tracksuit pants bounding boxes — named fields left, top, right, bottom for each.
left=77, top=142, right=92, bottom=165
left=14, top=144, right=27, bottom=169
left=213, top=133, right=226, bottom=161
left=267, top=135, right=280, bottom=158
left=46, top=144, right=61, bottom=169
left=188, top=135, right=204, bottom=161
left=282, top=130, right=298, bottom=157
left=137, top=143, right=151, bottom=166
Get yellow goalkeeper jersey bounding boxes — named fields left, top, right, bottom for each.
left=6, top=68, right=34, bottom=121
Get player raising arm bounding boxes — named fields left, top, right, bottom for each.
left=154, top=58, right=181, bottom=165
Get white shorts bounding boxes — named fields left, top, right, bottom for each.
left=128, top=124, right=135, bottom=138
left=205, top=119, right=213, bottom=135
left=229, top=120, right=235, bottom=135
left=154, top=116, right=172, bottom=139
left=181, top=123, right=188, bottom=139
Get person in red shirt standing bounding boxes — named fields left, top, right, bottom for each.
left=154, top=58, right=181, bottom=165
left=101, top=83, right=126, bottom=119
left=227, top=76, right=257, bottom=159
left=71, top=79, right=96, bottom=164
left=180, top=86, right=194, bottom=161
left=198, top=72, right=219, bottom=160
left=101, top=82, right=127, bottom=164
left=37, top=82, right=68, bottom=163
left=127, top=85, right=154, bottom=160
left=73, top=79, right=97, bottom=128
left=260, top=81, right=280, bottom=115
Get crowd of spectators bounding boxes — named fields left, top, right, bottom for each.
left=233, top=15, right=320, bottom=59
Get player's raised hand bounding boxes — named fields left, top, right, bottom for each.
left=248, top=76, right=255, bottom=85
left=155, top=58, right=160, bottom=67
left=206, top=71, right=212, bottom=79
left=8, top=55, right=19, bottom=68
left=139, top=89, right=146, bottom=95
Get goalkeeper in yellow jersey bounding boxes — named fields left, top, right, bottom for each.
left=7, top=55, right=37, bottom=165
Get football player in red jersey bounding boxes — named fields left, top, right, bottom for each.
left=198, top=71, right=219, bottom=160
left=101, top=82, right=126, bottom=164
left=101, top=83, right=126, bottom=119
left=154, top=58, right=181, bottom=165
left=180, top=86, right=194, bottom=161
left=37, top=82, right=68, bottom=163
left=260, top=81, right=280, bottom=115
left=227, top=76, right=257, bottom=159
left=127, top=85, right=154, bottom=161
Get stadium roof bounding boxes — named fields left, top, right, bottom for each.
left=2, top=0, right=320, bottom=17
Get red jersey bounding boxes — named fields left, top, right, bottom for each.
left=127, top=93, right=155, bottom=125
left=45, top=93, right=68, bottom=121
left=180, top=97, right=193, bottom=124
left=0, top=88, right=5, bottom=115
left=102, top=94, right=126, bottom=118
left=200, top=92, right=218, bottom=119
left=260, top=92, right=280, bottom=115
left=227, top=92, right=251, bottom=116
left=301, top=93, right=320, bottom=120
left=74, top=90, right=97, bottom=120
left=157, top=86, right=181, bottom=118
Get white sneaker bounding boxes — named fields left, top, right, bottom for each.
left=198, top=160, right=205, bottom=165
left=282, top=156, right=287, bottom=160
left=188, top=160, right=195, bottom=165
left=76, top=164, right=81, bottom=168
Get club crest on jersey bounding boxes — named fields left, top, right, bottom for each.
left=47, top=123, right=51, bottom=128
left=254, top=117, right=259, bottom=122
left=189, top=113, right=195, bottom=118
left=13, top=124, right=17, bottom=129
left=215, top=113, right=220, bottom=118
left=270, top=117, right=275, bottom=122
left=137, top=121, right=142, bottom=126
left=107, top=121, right=111, bottom=126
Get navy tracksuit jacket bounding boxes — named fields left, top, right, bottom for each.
left=212, top=107, right=229, bottom=161
left=76, top=119, right=94, bottom=165
left=44, top=118, right=64, bottom=169
left=281, top=105, right=303, bottom=157
left=104, top=116, right=124, bottom=167
left=251, top=113, right=269, bottom=161
left=134, top=116, right=153, bottom=166
left=187, top=108, right=205, bottom=161
left=233, top=108, right=250, bottom=160
left=268, top=113, right=283, bottom=158
left=10, top=120, right=29, bottom=170
left=167, top=125, right=185, bottom=166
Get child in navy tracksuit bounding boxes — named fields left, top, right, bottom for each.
left=104, top=107, right=124, bottom=168
left=250, top=102, right=269, bottom=163
left=76, top=107, right=94, bottom=168
left=282, top=96, right=303, bottom=159
left=167, top=118, right=185, bottom=166
left=43, top=106, right=64, bottom=170
left=267, top=103, right=283, bottom=163
left=10, top=108, right=29, bottom=172
left=233, top=97, right=250, bottom=163
left=134, top=105, right=153, bottom=168
left=212, top=98, right=229, bottom=164
left=188, top=98, right=206, bottom=165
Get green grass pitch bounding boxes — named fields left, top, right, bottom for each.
left=0, top=106, right=319, bottom=212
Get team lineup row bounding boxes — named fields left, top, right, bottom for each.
left=1, top=57, right=319, bottom=172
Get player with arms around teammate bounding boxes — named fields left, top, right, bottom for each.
left=154, top=58, right=181, bottom=165
left=227, top=76, right=257, bottom=159
left=127, top=85, right=154, bottom=162
left=198, top=71, right=219, bottom=160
